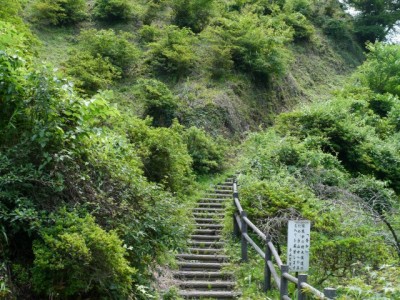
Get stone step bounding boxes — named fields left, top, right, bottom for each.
left=198, top=202, right=225, bottom=208
left=174, top=271, right=233, bottom=279
left=212, top=189, right=232, bottom=194
left=188, top=241, right=224, bottom=248
left=195, top=223, right=223, bottom=229
left=177, top=254, right=229, bottom=261
left=200, top=198, right=226, bottom=202
left=205, top=193, right=230, bottom=198
left=179, top=290, right=239, bottom=298
left=188, top=248, right=224, bottom=254
left=193, top=212, right=224, bottom=218
left=190, top=234, right=222, bottom=240
left=178, top=280, right=235, bottom=289
left=194, top=218, right=222, bottom=223
left=194, top=229, right=220, bottom=235
left=193, top=208, right=224, bottom=213
left=178, top=262, right=229, bottom=270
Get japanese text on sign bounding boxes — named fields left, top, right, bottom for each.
left=287, top=220, right=310, bottom=272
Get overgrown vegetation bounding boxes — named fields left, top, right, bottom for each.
left=237, top=41, right=400, bottom=299
left=2, top=0, right=400, bottom=298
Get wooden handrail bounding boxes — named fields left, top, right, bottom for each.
left=231, top=177, right=337, bottom=300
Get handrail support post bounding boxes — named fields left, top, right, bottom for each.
left=264, top=235, right=272, bottom=293
left=240, top=211, right=248, bottom=262
left=324, top=288, right=336, bottom=299
left=298, top=274, right=308, bottom=300
left=280, top=264, right=289, bottom=300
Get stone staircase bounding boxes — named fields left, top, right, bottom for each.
left=174, top=178, right=240, bottom=299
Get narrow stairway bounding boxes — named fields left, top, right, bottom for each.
left=174, top=177, right=239, bottom=299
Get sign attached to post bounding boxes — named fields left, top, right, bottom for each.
left=287, top=220, right=310, bottom=272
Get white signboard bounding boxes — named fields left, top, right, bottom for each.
left=287, top=220, right=310, bottom=272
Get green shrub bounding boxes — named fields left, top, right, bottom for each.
left=78, top=29, right=139, bottom=75
left=283, top=12, right=314, bottom=41
left=93, top=0, right=133, bottom=21
left=147, top=25, right=199, bottom=77
left=207, top=12, right=292, bottom=81
left=32, top=210, right=134, bottom=298
left=171, top=0, right=215, bottom=33
left=184, top=126, right=226, bottom=174
left=31, top=0, right=87, bottom=25
left=134, top=79, right=178, bottom=127
left=64, top=51, right=121, bottom=94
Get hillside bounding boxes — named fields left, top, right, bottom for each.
left=2, top=0, right=398, bottom=299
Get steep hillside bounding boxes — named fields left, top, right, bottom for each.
left=26, top=0, right=363, bottom=137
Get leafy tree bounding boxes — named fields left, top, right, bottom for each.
left=30, top=0, right=87, bottom=25
left=345, top=0, right=400, bottom=43
left=171, top=0, right=215, bottom=33
left=93, top=0, right=133, bottom=21
left=134, top=79, right=178, bottom=127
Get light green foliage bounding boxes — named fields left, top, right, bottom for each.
left=147, top=25, right=199, bottom=77
left=93, top=0, right=133, bottom=21
left=64, top=51, right=121, bottom=94
left=357, top=43, right=400, bottom=96
left=171, top=0, right=215, bottom=33
left=141, top=121, right=194, bottom=193
left=206, top=12, right=293, bottom=81
left=77, top=29, right=139, bottom=75
left=30, top=0, right=87, bottom=25
left=184, top=126, right=227, bottom=174
left=32, top=210, right=134, bottom=298
left=134, top=78, right=179, bottom=127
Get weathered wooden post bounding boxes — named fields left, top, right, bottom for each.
left=324, top=288, right=336, bottom=299
left=264, top=235, right=272, bottom=292
left=297, top=274, right=308, bottom=300
left=233, top=186, right=240, bottom=238
left=280, top=264, right=289, bottom=299
left=240, top=211, right=248, bottom=262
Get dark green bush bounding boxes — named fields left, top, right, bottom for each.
left=31, top=0, right=87, bottom=25
left=78, top=29, right=140, bottom=75
left=64, top=51, right=121, bottom=94
left=185, top=126, right=226, bottom=174
left=134, top=78, right=178, bottom=127
left=32, top=210, right=134, bottom=298
left=171, top=0, right=215, bottom=33
left=147, top=25, right=199, bottom=77
left=283, top=12, right=314, bottom=41
left=93, top=0, right=133, bottom=21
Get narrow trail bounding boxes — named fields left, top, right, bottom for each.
left=173, top=177, right=240, bottom=299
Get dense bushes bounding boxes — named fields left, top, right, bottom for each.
left=171, top=0, right=215, bottom=33
left=30, top=0, right=87, bottom=25
left=32, top=211, right=134, bottom=298
left=93, top=0, right=133, bottom=21
left=238, top=42, right=400, bottom=297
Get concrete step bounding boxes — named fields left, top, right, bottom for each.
left=188, top=248, right=224, bottom=254
left=174, top=271, right=233, bottom=279
left=188, top=241, right=224, bottom=248
left=212, top=190, right=232, bottom=194
left=177, top=254, right=229, bottom=261
left=193, top=208, right=224, bottom=213
left=179, top=290, right=239, bottom=298
left=205, top=193, right=230, bottom=198
left=194, top=229, right=220, bottom=235
left=178, top=262, right=229, bottom=270
left=200, top=198, right=226, bottom=202
left=195, top=225, right=223, bottom=232
left=194, top=218, right=222, bottom=223
left=193, top=212, right=224, bottom=218
left=198, top=202, right=225, bottom=208
left=178, top=280, right=235, bottom=289
left=190, top=234, right=222, bottom=240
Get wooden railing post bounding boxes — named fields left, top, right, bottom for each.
left=298, top=274, right=308, bottom=300
left=263, top=235, right=272, bottom=292
left=233, top=190, right=240, bottom=238
left=280, top=265, right=289, bottom=299
left=324, top=288, right=336, bottom=299
left=240, top=211, right=248, bottom=262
